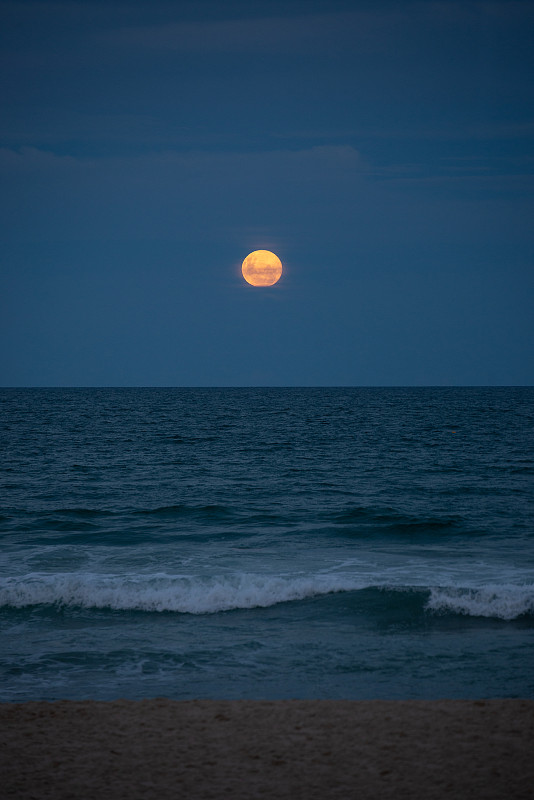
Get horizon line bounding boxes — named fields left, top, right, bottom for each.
left=1, top=385, right=532, bottom=390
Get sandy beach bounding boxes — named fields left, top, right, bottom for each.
left=1, top=699, right=533, bottom=799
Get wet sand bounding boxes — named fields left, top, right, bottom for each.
left=1, top=699, right=533, bottom=799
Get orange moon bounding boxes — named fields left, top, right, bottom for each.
left=241, top=250, right=283, bottom=287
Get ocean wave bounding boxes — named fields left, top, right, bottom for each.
left=132, top=504, right=232, bottom=520
left=0, top=572, right=363, bottom=614
left=426, top=586, right=534, bottom=621
left=329, top=506, right=461, bottom=534
left=0, top=572, right=533, bottom=619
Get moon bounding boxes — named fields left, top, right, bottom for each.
left=241, top=250, right=283, bottom=287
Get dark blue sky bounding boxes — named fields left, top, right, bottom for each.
left=1, top=0, right=533, bottom=386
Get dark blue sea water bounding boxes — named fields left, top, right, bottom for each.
left=1, top=387, right=533, bottom=702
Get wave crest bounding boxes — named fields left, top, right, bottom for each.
left=0, top=572, right=360, bottom=614
left=426, top=585, right=534, bottom=620
left=1, top=573, right=533, bottom=619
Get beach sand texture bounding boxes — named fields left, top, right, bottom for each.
left=1, top=699, right=533, bottom=799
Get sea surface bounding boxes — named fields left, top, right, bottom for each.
left=1, top=387, right=533, bottom=702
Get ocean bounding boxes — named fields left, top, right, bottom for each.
left=1, top=387, right=533, bottom=702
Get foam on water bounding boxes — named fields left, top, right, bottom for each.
left=0, top=572, right=366, bottom=613
left=1, top=571, right=533, bottom=619
left=427, top=585, right=534, bottom=620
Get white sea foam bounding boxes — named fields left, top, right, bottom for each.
left=1, top=572, right=533, bottom=618
left=426, top=585, right=534, bottom=620
left=0, top=571, right=365, bottom=614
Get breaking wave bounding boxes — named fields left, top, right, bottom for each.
left=427, top=585, right=534, bottom=621
left=0, top=572, right=362, bottom=614
left=1, top=572, right=533, bottom=619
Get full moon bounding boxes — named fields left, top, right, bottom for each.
left=241, top=250, right=283, bottom=287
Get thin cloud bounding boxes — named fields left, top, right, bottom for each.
left=99, top=9, right=406, bottom=56
left=274, top=121, right=534, bottom=143
left=96, top=1, right=534, bottom=57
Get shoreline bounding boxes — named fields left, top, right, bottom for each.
left=1, top=698, right=533, bottom=799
